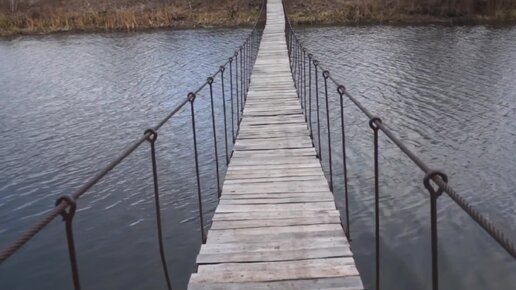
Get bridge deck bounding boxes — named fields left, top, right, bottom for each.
left=188, top=0, right=363, bottom=289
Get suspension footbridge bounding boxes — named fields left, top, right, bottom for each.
left=1, top=0, right=514, bottom=290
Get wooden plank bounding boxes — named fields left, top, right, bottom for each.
left=227, top=163, right=321, bottom=170
left=218, top=195, right=335, bottom=205
left=192, top=258, right=359, bottom=283
left=188, top=277, right=364, bottom=290
left=229, top=156, right=317, bottom=166
left=226, top=167, right=324, bottom=174
left=197, top=247, right=352, bottom=264
left=232, top=147, right=315, bottom=155
left=222, top=183, right=329, bottom=194
left=212, top=210, right=340, bottom=221
left=205, top=230, right=346, bottom=245
left=215, top=202, right=336, bottom=213
left=225, top=171, right=325, bottom=180
left=210, top=216, right=341, bottom=229
left=222, top=177, right=327, bottom=185
left=221, top=192, right=334, bottom=200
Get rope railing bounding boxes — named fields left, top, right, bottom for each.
left=283, top=2, right=515, bottom=290
left=0, top=2, right=266, bottom=289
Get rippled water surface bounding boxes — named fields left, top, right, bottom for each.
left=296, top=25, right=516, bottom=290
left=1, top=25, right=515, bottom=290
left=0, top=28, right=250, bottom=290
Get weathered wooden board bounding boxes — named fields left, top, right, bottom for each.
left=188, top=277, right=363, bottom=290
left=210, top=216, right=341, bottom=230
left=218, top=195, right=335, bottom=205
left=197, top=247, right=352, bottom=264
left=212, top=209, right=341, bottom=221
left=188, top=0, right=363, bottom=289
left=191, top=258, right=359, bottom=283
left=220, top=192, right=333, bottom=200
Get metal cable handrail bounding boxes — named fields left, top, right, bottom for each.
left=0, top=1, right=267, bottom=289
left=282, top=1, right=515, bottom=290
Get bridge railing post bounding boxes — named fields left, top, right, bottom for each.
left=369, top=117, right=382, bottom=290
left=240, top=46, right=244, bottom=105
left=299, top=47, right=304, bottom=111
left=322, top=70, right=333, bottom=192
left=292, top=40, right=296, bottom=84
left=220, top=66, right=229, bottom=165
left=144, top=129, right=173, bottom=290
left=424, top=171, right=448, bottom=290
left=303, top=49, right=307, bottom=122
left=54, top=196, right=81, bottom=290
left=247, top=38, right=251, bottom=93
left=207, top=78, right=221, bottom=198
left=243, top=41, right=246, bottom=98
left=235, top=52, right=240, bottom=126
left=314, top=59, right=321, bottom=159
left=337, top=86, right=351, bottom=240
left=229, top=57, right=235, bottom=144
left=188, top=92, right=206, bottom=244
left=294, top=39, right=297, bottom=86
left=297, top=42, right=301, bottom=94
left=243, top=43, right=247, bottom=99
left=308, top=54, right=313, bottom=141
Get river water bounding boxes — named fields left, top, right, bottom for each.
left=0, top=26, right=515, bottom=290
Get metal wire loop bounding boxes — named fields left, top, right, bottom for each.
left=207, top=77, right=214, bottom=84
left=424, top=170, right=448, bottom=197
left=337, top=85, right=346, bottom=95
left=220, top=66, right=225, bottom=73
left=144, top=128, right=158, bottom=143
left=369, top=117, right=382, bottom=130
left=55, top=195, right=76, bottom=220
left=188, top=92, right=196, bottom=102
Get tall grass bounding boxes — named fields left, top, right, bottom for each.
left=0, top=0, right=261, bottom=36
left=1, top=0, right=515, bottom=36
left=284, top=0, right=516, bottom=24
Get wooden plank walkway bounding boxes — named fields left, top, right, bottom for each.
left=188, top=0, right=363, bottom=289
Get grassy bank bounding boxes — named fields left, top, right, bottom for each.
left=0, top=0, right=261, bottom=36
left=284, top=0, right=516, bottom=25
left=1, top=0, right=516, bottom=36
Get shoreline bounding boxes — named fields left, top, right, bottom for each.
left=0, top=14, right=261, bottom=37
left=2, top=15, right=515, bottom=38
left=0, top=22, right=258, bottom=38
left=0, top=0, right=262, bottom=37
left=288, top=13, right=516, bottom=27
left=1, top=2, right=515, bottom=37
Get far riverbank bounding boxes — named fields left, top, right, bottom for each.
left=1, top=0, right=515, bottom=37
